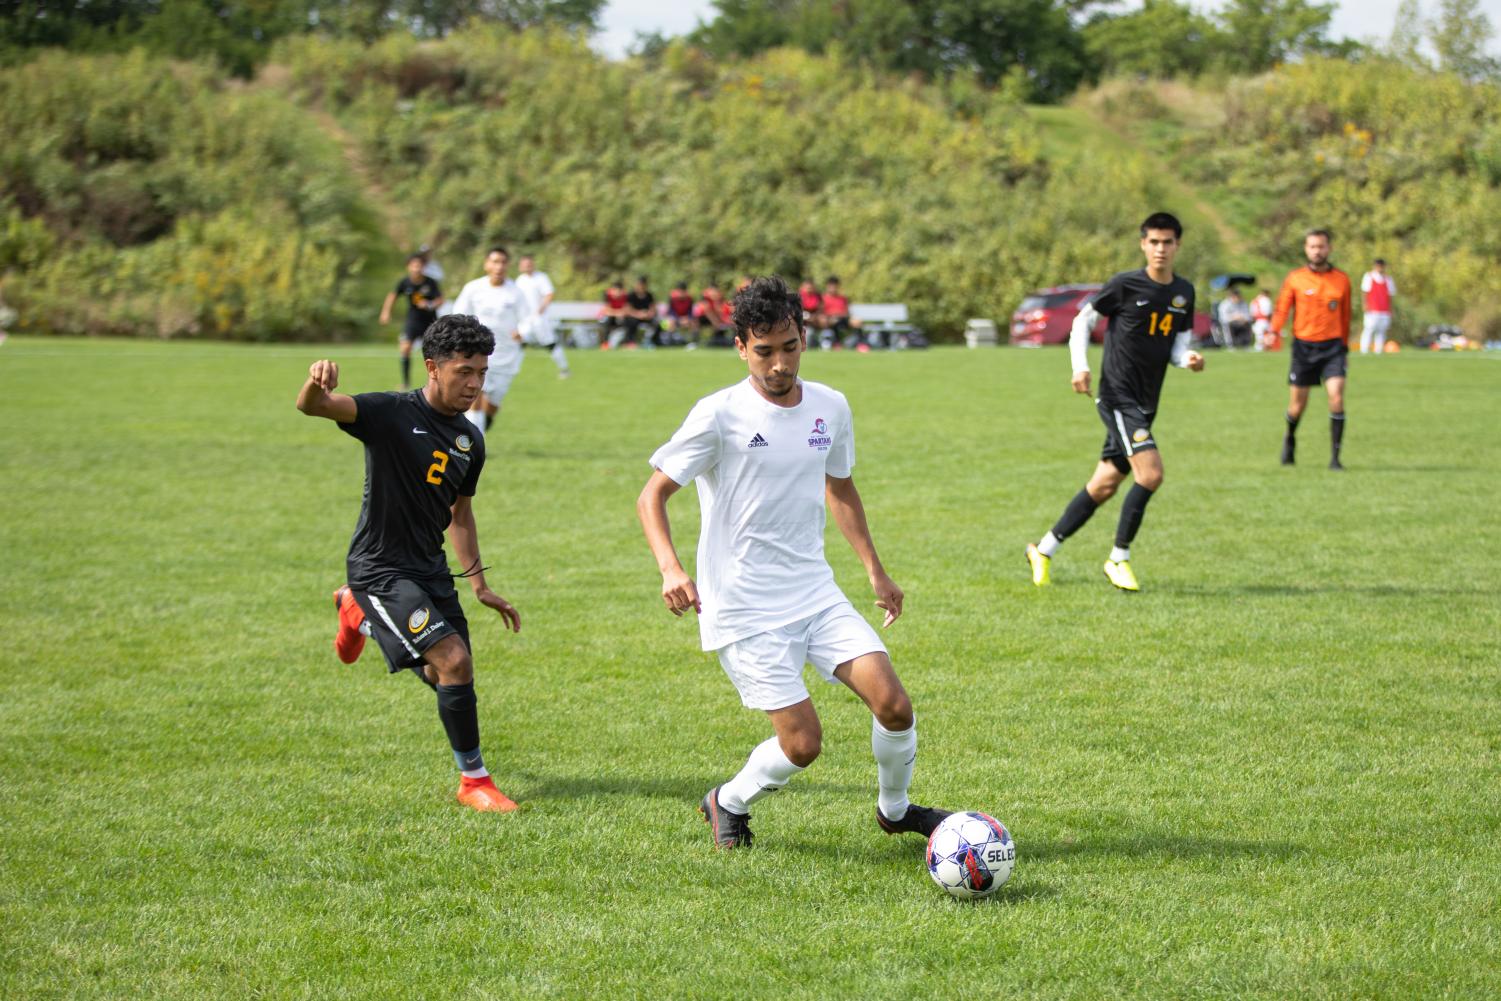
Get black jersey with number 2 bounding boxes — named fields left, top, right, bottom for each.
left=1092, top=269, right=1196, bottom=413
left=338, top=390, right=485, bottom=587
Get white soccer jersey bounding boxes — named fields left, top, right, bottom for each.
left=650, top=378, right=856, bottom=651
left=453, top=276, right=524, bottom=372
left=515, top=271, right=556, bottom=342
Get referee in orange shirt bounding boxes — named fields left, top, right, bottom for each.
left=1268, top=228, right=1351, bottom=470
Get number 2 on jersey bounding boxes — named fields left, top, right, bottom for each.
left=1148, top=311, right=1173, bottom=337
left=425, top=449, right=449, bottom=485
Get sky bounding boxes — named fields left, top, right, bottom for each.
left=592, top=0, right=1501, bottom=60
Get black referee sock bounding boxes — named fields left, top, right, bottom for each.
left=436, top=682, right=481, bottom=759
left=1051, top=488, right=1100, bottom=542
left=1285, top=412, right=1301, bottom=438
left=1330, top=412, right=1345, bottom=461
left=1114, top=483, right=1155, bottom=549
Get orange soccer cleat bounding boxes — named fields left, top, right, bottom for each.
left=332, top=585, right=366, bottom=664
left=456, top=775, right=519, bottom=813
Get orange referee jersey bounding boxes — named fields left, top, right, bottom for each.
left=1270, top=266, right=1352, bottom=344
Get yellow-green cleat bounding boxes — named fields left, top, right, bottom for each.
left=1103, top=559, right=1140, bottom=592
left=1025, top=543, right=1051, bottom=586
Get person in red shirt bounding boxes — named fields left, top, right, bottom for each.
left=798, top=280, right=823, bottom=331
left=694, top=282, right=733, bottom=347
left=1268, top=229, right=1352, bottom=469
left=817, top=276, right=867, bottom=350
left=665, top=281, right=696, bottom=344
left=599, top=278, right=630, bottom=350
left=1359, top=258, right=1396, bottom=354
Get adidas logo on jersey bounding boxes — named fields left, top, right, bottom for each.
left=747, top=433, right=769, bottom=448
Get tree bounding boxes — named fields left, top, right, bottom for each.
left=1083, top=0, right=1219, bottom=78
left=1430, top=0, right=1499, bottom=80
left=1386, top=0, right=1428, bottom=68
left=692, top=0, right=1089, bottom=101
left=1214, top=0, right=1336, bottom=73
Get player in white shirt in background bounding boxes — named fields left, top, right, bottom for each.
left=418, top=245, right=454, bottom=318
left=515, top=255, right=569, bottom=379
left=451, top=246, right=524, bottom=434
left=1359, top=259, right=1396, bottom=354
left=637, top=275, right=950, bottom=850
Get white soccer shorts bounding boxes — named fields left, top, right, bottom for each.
left=715, top=601, right=887, bottom=711
left=481, top=353, right=522, bottom=405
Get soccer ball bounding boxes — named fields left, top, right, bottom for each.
left=926, top=811, right=1015, bottom=900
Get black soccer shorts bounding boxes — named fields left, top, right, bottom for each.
left=351, top=575, right=470, bottom=675
left=1289, top=338, right=1348, bottom=386
left=1098, top=400, right=1158, bottom=473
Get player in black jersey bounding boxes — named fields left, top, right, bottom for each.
left=1025, top=212, right=1205, bottom=592
left=296, top=314, right=523, bottom=813
left=380, top=254, right=444, bottom=390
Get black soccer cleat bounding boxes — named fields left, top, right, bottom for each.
left=1281, top=437, right=1296, bottom=466
left=1328, top=457, right=1344, bottom=471
left=876, top=803, right=951, bottom=838
left=699, top=786, right=754, bottom=849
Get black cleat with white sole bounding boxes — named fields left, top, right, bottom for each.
left=876, top=803, right=951, bottom=838
left=699, top=786, right=754, bottom=849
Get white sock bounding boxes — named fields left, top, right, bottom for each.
left=1037, top=531, right=1061, bottom=558
left=465, top=408, right=487, bottom=433
left=1110, top=546, right=1130, bottom=563
left=871, top=717, right=917, bottom=821
left=718, top=736, right=804, bottom=814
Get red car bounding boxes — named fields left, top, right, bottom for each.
left=1010, top=284, right=1211, bottom=346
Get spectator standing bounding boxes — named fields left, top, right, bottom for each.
left=515, top=254, right=569, bottom=379
left=1251, top=287, right=1276, bottom=351
left=380, top=253, right=444, bottom=390
left=798, top=280, right=824, bottom=342
left=1359, top=259, right=1396, bottom=355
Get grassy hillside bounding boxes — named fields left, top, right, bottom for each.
left=0, top=36, right=1495, bottom=341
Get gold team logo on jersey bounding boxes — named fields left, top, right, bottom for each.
left=1133, top=429, right=1151, bottom=443
left=455, top=435, right=472, bottom=452
left=1171, top=295, right=1187, bottom=308
left=408, top=608, right=431, bottom=633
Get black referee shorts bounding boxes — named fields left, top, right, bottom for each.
left=1289, top=338, right=1348, bottom=386
left=351, top=574, right=469, bottom=675
left=1098, top=400, right=1157, bottom=474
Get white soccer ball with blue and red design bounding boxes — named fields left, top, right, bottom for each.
left=926, top=811, right=1015, bottom=899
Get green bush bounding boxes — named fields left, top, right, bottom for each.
left=0, top=50, right=371, bottom=339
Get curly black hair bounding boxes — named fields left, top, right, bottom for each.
left=732, top=275, right=803, bottom=342
left=422, top=313, right=495, bottom=362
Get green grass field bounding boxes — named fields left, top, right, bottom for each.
left=3, top=339, right=1499, bottom=999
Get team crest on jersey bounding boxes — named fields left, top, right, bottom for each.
left=807, top=417, right=831, bottom=449
left=1132, top=429, right=1151, bottom=443
left=1172, top=295, right=1187, bottom=308
left=408, top=608, right=431, bottom=633
left=456, top=434, right=473, bottom=452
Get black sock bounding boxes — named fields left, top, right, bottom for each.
left=1285, top=412, right=1301, bottom=438
left=400, top=353, right=411, bottom=386
left=1115, top=483, right=1155, bottom=548
left=435, top=682, right=481, bottom=756
left=1330, top=412, right=1345, bottom=458
left=1051, top=488, right=1100, bottom=541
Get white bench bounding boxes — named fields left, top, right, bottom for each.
left=848, top=302, right=925, bottom=349
left=548, top=301, right=603, bottom=348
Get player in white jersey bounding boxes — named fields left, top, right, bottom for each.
left=515, top=254, right=569, bottom=378
left=451, top=246, right=524, bottom=434
left=637, top=276, right=950, bottom=850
